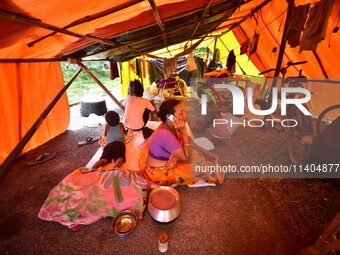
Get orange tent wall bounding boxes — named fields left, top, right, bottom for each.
left=0, top=63, right=70, bottom=164
left=231, top=0, right=340, bottom=118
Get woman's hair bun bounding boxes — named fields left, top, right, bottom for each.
left=157, top=99, right=181, bottom=122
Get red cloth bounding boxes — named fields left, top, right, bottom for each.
left=110, top=61, right=119, bottom=80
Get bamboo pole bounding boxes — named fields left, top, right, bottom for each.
left=148, top=0, right=167, bottom=47
left=312, top=50, right=329, bottom=78
left=313, top=211, right=340, bottom=250
left=265, top=0, right=294, bottom=110
left=190, top=0, right=213, bottom=38
left=77, top=62, right=124, bottom=111
left=27, top=0, right=144, bottom=47
left=114, top=1, right=226, bottom=40
left=273, top=0, right=294, bottom=78
left=0, top=10, right=119, bottom=48
left=0, top=68, right=82, bottom=178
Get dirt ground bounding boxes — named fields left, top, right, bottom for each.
left=0, top=97, right=336, bottom=255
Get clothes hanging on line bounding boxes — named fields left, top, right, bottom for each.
left=287, top=3, right=310, bottom=48
left=109, top=61, right=119, bottom=80
left=226, top=50, right=236, bottom=73
left=240, top=39, right=249, bottom=55
left=299, top=0, right=335, bottom=53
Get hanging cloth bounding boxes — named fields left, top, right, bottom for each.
left=286, top=4, right=310, bottom=48
left=240, top=39, right=249, bottom=55
left=141, top=58, right=147, bottom=79
left=163, top=57, right=178, bottom=78
left=109, top=61, right=119, bottom=80
left=136, top=58, right=142, bottom=77
left=185, top=52, right=197, bottom=72
left=226, top=50, right=236, bottom=73
left=249, top=32, right=260, bottom=56
left=299, top=0, right=335, bottom=53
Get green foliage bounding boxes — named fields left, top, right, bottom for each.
left=60, top=62, right=120, bottom=105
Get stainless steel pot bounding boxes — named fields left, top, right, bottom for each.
left=112, top=210, right=137, bottom=235
left=148, top=186, right=181, bottom=223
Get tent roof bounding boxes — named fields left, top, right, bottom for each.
left=2, top=0, right=339, bottom=79
left=0, top=0, right=248, bottom=62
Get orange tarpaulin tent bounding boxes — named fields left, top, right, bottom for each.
left=0, top=0, right=339, bottom=172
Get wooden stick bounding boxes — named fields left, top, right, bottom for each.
left=312, top=50, right=329, bottom=79
left=313, top=211, right=340, bottom=250
left=0, top=10, right=119, bottom=48
left=114, top=1, right=227, bottom=39
left=0, top=68, right=82, bottom=179
left=77, top=62, right=124, bottom=111
left=148, top=0, right=167, bottom=47
left=27, top=0, right=143, bottom=47
left=190, top=0, right=213, bottom=38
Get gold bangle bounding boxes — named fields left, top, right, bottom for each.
left=183, top=143, right=190, bottom=146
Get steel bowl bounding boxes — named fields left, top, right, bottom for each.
left=148, top=186, right=181, bottom=223
left=112, top=210, right=137, bottom=235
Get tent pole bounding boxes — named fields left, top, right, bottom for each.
left=0, top=68, right=82, bottom=178
left=273, top=0, right=295, bottom=79
left=266, top=0, right=294, bottom=109
left=312, top=50, right=329, bottom=78
left=148, top=0, right=168, bottom=47
left=27, top=0, right=144, bottom=47
left=0, top=10, right=119, bottom=48
left=190, top=0, right=213, bottom=38
left=78, top=62, right=124, bottom=111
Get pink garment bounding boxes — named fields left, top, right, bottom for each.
left=123, top=96, right=155, bottom=130
left=185, top=52, right=197, bottom=71
left=38, top=168, right=148, bottom=230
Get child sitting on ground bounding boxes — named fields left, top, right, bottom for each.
left=92, top=111, right=126, bottom=170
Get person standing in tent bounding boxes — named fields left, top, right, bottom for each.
left=139, top=99, right=223, bottom=186
left=91, top=111, right=126, bottom=170
left=122, top=80, right=157, bottom=141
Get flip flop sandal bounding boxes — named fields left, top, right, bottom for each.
left=79, top=167, right=97, bottom=174
left=77, top=136, right=98, bottom=146
left=27, top=152, right=57, bottom=166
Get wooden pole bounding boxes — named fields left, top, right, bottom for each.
left=273, top=0, right=295, bottom=78
left=313, top=211, right=340, bottom=250
left=190, top=0, right=213, bottom=38
left=0, top=10, right=119, bottom=48
left=77, top=62, right=124, bottom=111
left=148, top=0, right=167, bottom=47
left=312, top=50, right=329, bottom=78
left=0, top=68, right=82, bottom=178
left=27, top=0, right=144, bottom=47
left=265, top=0, right=294, bottom=110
